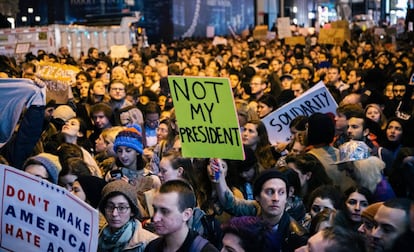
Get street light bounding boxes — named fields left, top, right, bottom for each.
left=28, top=8, right=34, bottom=14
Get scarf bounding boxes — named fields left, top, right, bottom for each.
left=98, top=219, right=136, bottom=252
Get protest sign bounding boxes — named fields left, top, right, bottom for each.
left=0, top=165, right=98, bottom=252
left=253, top=25, right=268, bottom=40
left=212, top=36, right=227, bottom=46
left=36, top=62, right=79, bottom=104
left=318, top=28, right=347, bottom=45
left=277, top=17, right=292, bottom=39
left=110, top=45, right=129, bottom=59
left=331, top=20, right=351, bottom=40
left=284, top=36, right=306, bottom=46
left=168, top=76, right=244, bottom=160
left=261, top=82, right=338, bottom=144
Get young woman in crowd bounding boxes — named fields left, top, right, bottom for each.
left=94, top=126, right=125, bottom=173
left=364, top=103, right=387, bottom=130
left=334, top=185, right=373, bottom=231
left=302, top=185, right=345, bottom=230
left=143, top=118, right=178, bottom=174
left=45, top=117, right=101, bottom=177
left=98, top=180, right=158, bottom=251
left=378, top=117, right=406, bottom=176
left=109, top=125, right=160, bottom=195
left=241, top=119, right=280, bottom=170
left=256, top=94, right=278, bottom=119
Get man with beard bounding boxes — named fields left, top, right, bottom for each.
left=346, top=68, right=364, bottom=94
left=368, top=198, right=412, bottom=252
left=211, top=166, right=308, bottom=251
left=383, top=73, right=413, bottom=120
left=95, top=56, right=112, bottom=85
left=327, top=65, right=349, bottom=96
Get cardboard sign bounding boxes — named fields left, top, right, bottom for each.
left=253, top=25, right=268, bottom=40
left=331, top=20, right=351, bottom=40
left=277, top=17, right=292, bottom=39
left=110, top=45, right=129, bottom=59
left=168, top=76, right=244, bottom=160
left=0, top=165, right=98, bottom=251
left=36, top=62, right=79, bottom=104
left=212, top=36, right=227, bottom=46
left=15, top=43, right=31, bottom=54
left=284, top=36, right=306, bottom=46
left=261, top=82, right=338, bottom=144
left=318, top=28, right=347, bottom=45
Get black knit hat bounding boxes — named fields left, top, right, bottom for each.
left=76, top=176, right=107, bottom=209
left=253, top=169, right=288, bottom=197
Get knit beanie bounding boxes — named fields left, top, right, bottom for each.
left=53, top=105, right=76, bottom=122
left=76, top=176, right=107, bottom=209
left=253, top=169, right=288, bottom=197
left=361, top=202, right=383, bottom=221
left=25, top=153, right=62, bottom=184
left=113, top=124, right=143, bottom=154
left=99, top=180, right=139, bottom=217
left=307, top=112, right=335, bottom=146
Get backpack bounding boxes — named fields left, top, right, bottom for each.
left=190, top=208, right=223, bottom=249
left=189, top=235, right=209, bottom=252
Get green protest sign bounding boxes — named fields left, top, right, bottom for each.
left=168, top=76, right=244, bottom=160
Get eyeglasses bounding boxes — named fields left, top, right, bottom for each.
left=104, top=205, right=130, bottom=214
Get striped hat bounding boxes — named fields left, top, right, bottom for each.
left=113, top=124, right=143, bottom=154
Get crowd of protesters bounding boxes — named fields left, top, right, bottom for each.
left=1, top=24, right=414, bottom=251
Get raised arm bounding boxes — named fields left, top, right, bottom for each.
left=208, top=158, right=259, bottom=216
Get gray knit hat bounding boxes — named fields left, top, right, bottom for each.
left=24, top=153, right=62, bottom=184
left=99, top=180, right=139, bottom=217
left=53, top=105, right=76, bottom=122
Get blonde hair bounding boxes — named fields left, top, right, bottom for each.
left=101, top=126, right=126, bottom=144
left=352, top=156, right=385, bottom=193
left=234, top=99, right=259, bottom=126
left=364, top=103, right=387, bottom=130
